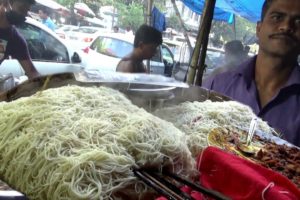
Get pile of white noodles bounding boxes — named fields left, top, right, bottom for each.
left=0, top=85, right=194, bottom=200
left=154, top=100, right=272, bottom=157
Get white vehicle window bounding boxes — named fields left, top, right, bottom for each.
left=90, top=36, right=133, bottom=58
left=16, top=23, right=70, bottom=63
left=151, top=47, right=162, bottom=62
left=75, top=28, right=98, bottom=34
left=162, top=45, right=174, bottom=64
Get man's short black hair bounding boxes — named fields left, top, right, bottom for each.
left=134, top=24, right=162, bottom=48
left=10, top=0, right=35, bottom=4
left=224, top=40, right=244, bottom=54
left=261, top=0, right=275, bottom=21
left=39, top=7, right=51, bottom=15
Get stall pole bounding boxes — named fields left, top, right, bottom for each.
left=187, top=0, right=216, bottom=85
left=146, top=0, right=153, bottom=25
left=233, top=14, right=236, bottom=40
left=146, top=0, right=154, bottom=72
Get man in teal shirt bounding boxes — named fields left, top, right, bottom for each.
left=38, top=7, right=56, bottom=31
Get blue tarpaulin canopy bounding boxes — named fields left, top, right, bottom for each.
left=181, top=0, right=264, bottom=23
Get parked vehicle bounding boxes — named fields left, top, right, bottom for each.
left=0, top=18, right=83, bottom=82
left=66, top=26, right=108, bottom=49
left=167, top=40, right=225, bottom=81
left=81, top=32, right=175, bottom=77
left=54, top=25, right=79, bottom=40
left=69, top=26, right=107, bottom=41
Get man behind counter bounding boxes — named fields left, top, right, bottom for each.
left=116, top=24, right=162, bottom=73
left=203, top=0, right=300, bottom=147
left=0, top=0, right=39, bottom=79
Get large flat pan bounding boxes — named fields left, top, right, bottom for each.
left=0, top=73, right=230, bottom=110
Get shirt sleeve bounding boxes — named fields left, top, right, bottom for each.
left=202, top=75, right=215, bottom=90
left=10, top=28, right=31, bottom=61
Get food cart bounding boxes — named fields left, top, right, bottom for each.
left=0, top=73, right=299, bottom=200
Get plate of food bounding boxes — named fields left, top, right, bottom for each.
left=207, top=127, right=263, bottom=157
left=207, top=127, right=300, bottom=188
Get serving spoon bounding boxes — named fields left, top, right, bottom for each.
left=237, top=117, right=258, bottom=155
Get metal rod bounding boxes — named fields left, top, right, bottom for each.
left=149, top=172, right=192, bottom=200
left=134, top=170, right=184, bottom=200
left=171, top=0, right=193, bottom=53
left=163, top=171, right=231, bottom=200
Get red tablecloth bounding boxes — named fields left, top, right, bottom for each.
left=157, top=147, right=300, bottom=200
left=197, top=147, right=300, bottom=199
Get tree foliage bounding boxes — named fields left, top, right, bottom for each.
left=167, top=13, right=183, bottom=31
left=56, top=0, right=167, bottom=32
left=54, top=0, right=256, bottom=44
left=116, top=1, right=144, bottom=32
left=210, top=16, right=256, bottom=47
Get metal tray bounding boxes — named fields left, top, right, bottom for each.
left=0, top=73, right=230, bottom=111
left=0, top=73, right=230, bottom=199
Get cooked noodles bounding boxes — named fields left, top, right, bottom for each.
left=154, top=100, right=272, bottom=157
left=0, top=85, right=194, bottom=200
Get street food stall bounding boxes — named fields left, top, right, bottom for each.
left=0, top=72, right=299, bottom=199
left=0, top=0, right=299, bottom=199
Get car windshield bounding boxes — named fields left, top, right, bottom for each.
left=90, top=36, right=133, bottom=58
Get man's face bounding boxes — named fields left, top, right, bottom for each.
left=141, top=43, right=159, bottom=60
left=38, top=10, right=46, bottom=19
left=256, top=0, right=300, bottom=57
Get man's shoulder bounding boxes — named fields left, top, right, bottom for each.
left=120, top=56, right=132, bottom=62
left=0, top=26, right=26, bottom=48
left=203, top=69, right=240, bottom=89
left=9, top=26, right=25, bottom=41
left=203, top=57, right=255, bottom=90
left=0, top=26, right=21, bottom=38
left=116, top=59, right=133, bottom=72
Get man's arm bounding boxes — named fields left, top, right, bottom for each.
left=18, top=59, right=40, bottom=79
left=116, top=60, right=133, bottom=73
left=12, top=29, right=40, bottom=79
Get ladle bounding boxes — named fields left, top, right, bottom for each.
left=237, top=117, right=258, bottom=155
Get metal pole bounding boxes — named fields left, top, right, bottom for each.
left=233, top=15, right=236, bottom=40
left=112, top=6, right=115, bottom=28
left=147, top=0, right=153, bottom=25
left=146, top=0, right=153, bottom=73
left=171, top=0, right=193, bottom=53
left=187, top=0, right=216, bottom=85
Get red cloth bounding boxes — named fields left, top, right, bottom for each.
left=196, top=147, right=300, bottom=200
left=157, top=147, right=300, bottom=200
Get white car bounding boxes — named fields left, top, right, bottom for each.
left=69, top=26, right=108, bottom=41
left=0, top=18, right=83, bottom=80
left=54, top=25, right=79, bottom=40
left=82, top=32, right=175, bottom=77
left=67, top=26, right=109, bottom=49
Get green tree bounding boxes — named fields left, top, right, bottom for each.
left=116, top=2, right=144, bottom=32
left=56, top=0, right=168, bottom=31
left=167, top=13, right=182, bottom=31
left=235, top=16, right=256, bottom=44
